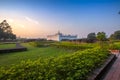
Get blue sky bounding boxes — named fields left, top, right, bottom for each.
left=0, top=0, right=120, bottom=38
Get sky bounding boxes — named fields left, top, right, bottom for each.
left=0, top=0, right=120, bottom=38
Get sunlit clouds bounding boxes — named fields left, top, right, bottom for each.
left=25, top=16, right=40, bottom=25
left=0, top=0, right=120, bottom=38
left=0, top=15, right=48, bottom=38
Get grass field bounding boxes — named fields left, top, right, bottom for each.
left=0, top=43, right=76, bottom=67
left=0, top=43, right=16, bottom=49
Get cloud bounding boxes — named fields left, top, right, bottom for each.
left=25, top=16, right=40, bottom=25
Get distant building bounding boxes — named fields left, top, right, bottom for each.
left=47, top=31, right=77, bottom=41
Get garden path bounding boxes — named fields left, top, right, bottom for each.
left=16, top=43, right=23, bottom=48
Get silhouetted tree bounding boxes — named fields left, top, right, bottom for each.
left=118, top=11, right=120, bottom=14
left=97, top=32, right=107, bottom=41
left=0, top=20, right=16, bottom=40
left=110, top=30, right=120, bottom=40
left=87, top=32, right=96, bottom=43
left=97, top=32, right=108, bottom=49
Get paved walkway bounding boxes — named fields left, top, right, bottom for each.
left=103, top=52, right=120, bottom=80
left=16, top=43, right=23, bottom=48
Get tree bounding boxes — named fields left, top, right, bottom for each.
left=97, top=32, right=107, bottom=41
left=97, top=32, right=108, bottom=49
left=118, top=11, right=120, bottom=14
left=110, top=30, right=120, bottom=40
left=0, top=20, right=16, bottom=40
left=87, top=32, right=96, bottom=43
left=109, top=34, right=114, bottom=40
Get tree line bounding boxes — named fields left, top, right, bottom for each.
left=0, top=20, right=16, bottom=40
left=87, top=30, right=120, bottom=43
left=0, top=20, right=120, bottom=42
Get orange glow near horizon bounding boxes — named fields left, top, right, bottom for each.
left=0, top=16, right=53, bottom=38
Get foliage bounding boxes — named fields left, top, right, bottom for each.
left=109, top=42, right=120, bottom=50
left=110, top=30, right=120, bottom=40
left=0, top=20, right=16, bottom=40
left=29, top=41, right=54, bottom=47
left=29, top=41, right=42, bottom=47
left=87, top=32, right=96, bottom=43
left=97, top=32, right=107, bottom=41
left=0, top=43, right=75, bottom=67
left=97, top=41, right=110, bottom=50
left=52, top=41, right=94, bottom=50
left=0, top=48, right=109, bottom=80
left=119, top=11, right=120, bottom=14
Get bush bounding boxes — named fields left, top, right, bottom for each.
left=52, top=42, right=94, bottom=50
left=109, top=43, right=120, bottom=50
left=0, top=48, right=109, bottom=80
left=29, top=41, right=43, bottom=47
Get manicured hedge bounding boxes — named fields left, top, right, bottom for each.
left=52, top=42, right=94, bottom=50
left=29, top=41, right=95, bottom=50
left=0, top=48, right=109, bottom=80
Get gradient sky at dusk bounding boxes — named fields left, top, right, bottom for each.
left=0, top=0, right=120, bottom=38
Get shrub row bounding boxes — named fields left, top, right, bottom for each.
left=29, top=41, right=54, bottom=47
left=52, top=42, right=94, bottom=50
left=0, top=48, right=109, bottom=80
left=109, top=42, right=120, bottom=50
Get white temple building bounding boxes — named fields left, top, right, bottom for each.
left=47, top=31, right=77, bottom=41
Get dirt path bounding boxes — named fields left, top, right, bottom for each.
left=16, top=43, right=23, bottom=48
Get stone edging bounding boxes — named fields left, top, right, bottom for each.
left=87, top=54, right=116, bottom=80
left=0, top=43, right=27, bottom=53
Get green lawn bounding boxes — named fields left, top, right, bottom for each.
left=0, top=43, right=16, bottom=49
left=0, top=42, right=111, bottom=80
left=0, top=43, right=76, bottom=67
